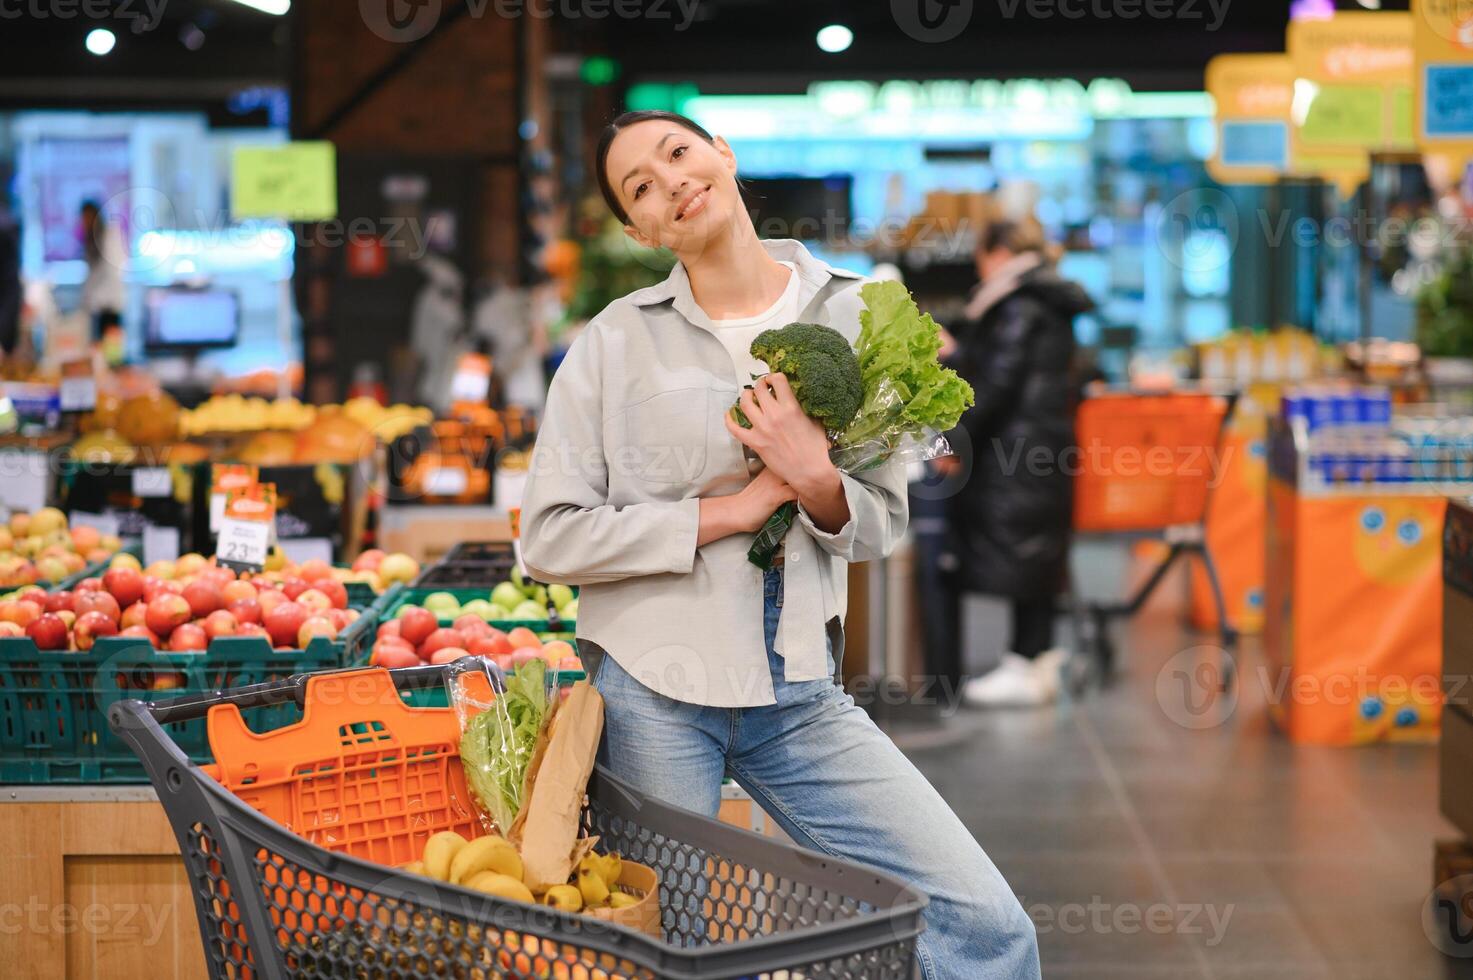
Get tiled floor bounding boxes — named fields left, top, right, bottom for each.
left=890, top=548, right=1473, bottom=979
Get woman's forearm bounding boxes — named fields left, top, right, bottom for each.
left=793, top=467, right=849, bottom=534
left=698, top=495, right=746, bottom=547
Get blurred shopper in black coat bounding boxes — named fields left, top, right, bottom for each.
left=926, top=208, right=1093, bottom=707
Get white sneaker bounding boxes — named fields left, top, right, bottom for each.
left=962, top=650, right=1067, bottom=707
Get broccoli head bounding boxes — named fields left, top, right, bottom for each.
left=731, top=322, right=864, bottom=435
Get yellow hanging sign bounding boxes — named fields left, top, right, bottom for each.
left=1412, top=0, right=1473, bottom=190
left=1206, top=54, right=1294, bottom=186
left=1288, top=11, right=1417, bottom=194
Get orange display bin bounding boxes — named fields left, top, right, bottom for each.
left=1190, top=385, right=1274, bottom=634
left=1263, top=475, right=1445, bottom=745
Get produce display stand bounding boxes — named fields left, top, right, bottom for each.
left=108, top=662, right=927, bottom=979
left=1263, top=416, right=1470, bottom=744
left=1072, top=387, right=1238, bottom=683
left=0, top=587, right=386, bottom=783
left=377, top=503, right=511, bottom=565
left=0, top=784, right=208, bottom=978
left=413, top=540, right=520, bottom=588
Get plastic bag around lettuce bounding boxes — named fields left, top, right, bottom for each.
left=748, top=378, right=957, bottom=570
left=446, top=657, right=555, bottom=837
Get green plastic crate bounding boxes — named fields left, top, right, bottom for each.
left=350, top=586, right=583, bottom=706
left=0, top=601, right=381, bottom=784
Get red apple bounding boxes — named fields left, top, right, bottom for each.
left=371, top=644, right=420, bottom=669
left=430, top=647, right=470, bottom=665
left=26, top=613, right=68, bottom=650
left=281, top=578, right=309, bottom=601
left=326, top=608, right=354, bottom=631
left=74, top=577, right=103, bottom=593
left=508, top=649, right=540, bottom=667
left=297, top=588, right=332, bottom=614
left=237, top=622, right=267, bottom=638
left=43, top=590, right=74, bottom=613
left=14, top=587, right=46, bottom=605
left=102, top=566, right=145, bottom=607
left=0, top=621, right=23, bottom=637
left=491, top=652, right=514, bottom=673
left=480, top=629, right=512, bottom=656
left=263, top=601, right=309, bottom=648
left=308, top=578, right=348, bottom=610
left=182, top=580, right=224, bottom=619
left=257, top=589, right=288, bottom=615
left=145, top=594, right=192, bottom=638
left=297, top=616, right=338, bottom=647
left=420, top=628, right=465, bottom=659
left=467, top=634, right=511, bottom=657
left=227, top=599, right=262, bottom=625
left=507, top=627, right=542, bottom=650
left=120, top=624, right=160, bottom=647
left=377, top=620, right=403, bottom=639
left=120, top=601, right=148, bottom=631
left=352, top=549, right=385, bottom=572
left=221, top=580, right=258, bottom=605
left=168, top=623, right=208, bottom=652
left=55, top=610, right=76, bottom=630
left=74, top=610, right=119, bottom=651
left=453, top=614, right=493, bottom=637
left=202, top=610, right=239, bottom=639
left=0, top=599, right=43, bottom=629
left=74, top=590, right=122, bottom=625
left=399, top=607, right=437, bottom=647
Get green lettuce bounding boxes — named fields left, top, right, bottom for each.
left=840, top=280, right=975, bottom=454
left=459, top=660, right=550, bottom=834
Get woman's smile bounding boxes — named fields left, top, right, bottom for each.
left=674, top=184, right=711, bottom=222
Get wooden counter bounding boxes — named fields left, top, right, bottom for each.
left=0, top=787, right=204, bottom=980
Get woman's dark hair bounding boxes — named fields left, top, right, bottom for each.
left=595, top=110, right=715, bottom=225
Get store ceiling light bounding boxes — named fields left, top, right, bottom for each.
left=85, top=29, right=116, bottom=56
left=226, top=0, right=291, bottom=14
left=816, top=24, right=852, bottom=54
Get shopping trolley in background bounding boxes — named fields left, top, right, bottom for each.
left=1072, top=387, right=1238, bottom=686
left=108, top=662, right=926, bottom=979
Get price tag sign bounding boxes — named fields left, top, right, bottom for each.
left=70, top=510, right=120, bottom=538
left=209, top=464, right=259, bottom=533
left=425, top=467, right=469, bottom=496
left=216, top=483, right=276, bottom=573
left=142, top=524, right=180, bottom=566
left=450, top=353, right=492, bottom=403
left=59, top=359, right=96, bottom=412
left=217, top=518, right=270, bottom=571
left=131, top=467, right=172, bottom=498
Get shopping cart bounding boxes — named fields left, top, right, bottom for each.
left=1072, top=388, right=1238, bottom=686
left=108, top=661, right=926, bottom=980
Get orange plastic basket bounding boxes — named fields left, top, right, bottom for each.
left=201, top=667, right=495, bottom=865
left=1073, top=392, right=1229, bottom=533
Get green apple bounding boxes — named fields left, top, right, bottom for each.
left=510, top=567, right=536, bottom=595
left=461, top=598, right=498, bottom=621
left=488, top=604, right=512, bottom=621
left=548, top=584, right=574, bottom=608
left=491, top=582, right=524, bottom=610
left=423, top=592, right=460, bottom=615
left=510, top=600, right=545, bottom=620
left=529, top=584, right=548, bottom=606
left=558, top=598, right=578, bottom=620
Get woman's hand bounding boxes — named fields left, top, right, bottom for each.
left=724, top=374, right=834, bottom=494
left=697, top=464, right=797, bottom=546
left=724, top=373, right=850, bottom=534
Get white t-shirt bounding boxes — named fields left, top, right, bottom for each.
left=710, top=261, right=800, bottom=383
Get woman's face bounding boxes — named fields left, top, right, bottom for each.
left=604, top=120, right=740, bottom=256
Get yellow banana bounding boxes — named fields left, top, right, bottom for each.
left=421, top=831, right=469, bottom=881
left=449, top=835, right=523, bottom=885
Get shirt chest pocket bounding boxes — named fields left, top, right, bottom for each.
left=617, top=386, right=713, bottom=487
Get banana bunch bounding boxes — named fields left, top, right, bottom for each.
left=342, top=397, right=433, bottom=443
left=402, top=833, right=641, bottom=914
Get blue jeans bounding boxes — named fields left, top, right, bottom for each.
left=593, top=566, right=1040, bottom=980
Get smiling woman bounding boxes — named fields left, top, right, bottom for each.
left=516, top=109, right=1043, bottom=979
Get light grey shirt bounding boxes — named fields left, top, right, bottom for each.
left=519, top=239, right=908, bottom=707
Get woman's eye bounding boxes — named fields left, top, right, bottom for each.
left=633, top=182, right=648, bottom=200
left=672, top=145, right=686, bottom=159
